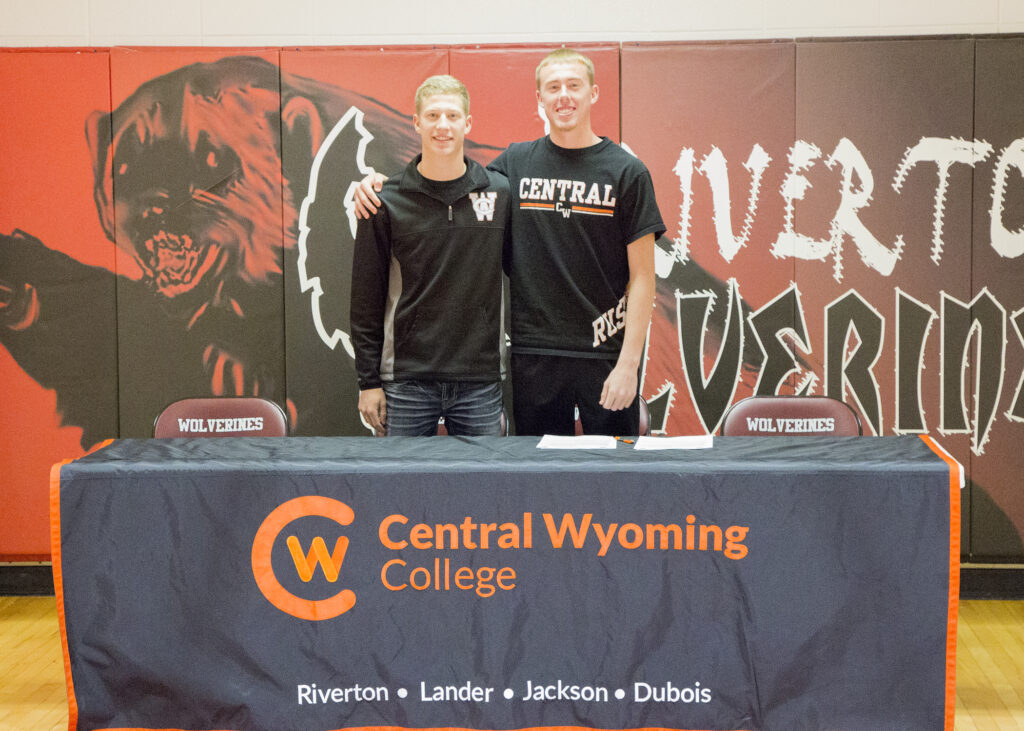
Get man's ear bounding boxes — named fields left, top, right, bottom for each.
left=591, top=83, right=599, bottom=105
left=464, top=114, right=472, bottom=136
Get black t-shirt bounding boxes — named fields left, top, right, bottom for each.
left=417, top=167, right=473, bottom=204
left=490, top=136, right=666, bottom=359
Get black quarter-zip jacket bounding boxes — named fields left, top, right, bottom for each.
left=351, top=155, right=510, bottom=390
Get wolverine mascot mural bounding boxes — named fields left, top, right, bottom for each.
left=0, top=55, right=749, bottom=444
left=0, top=56, right=426, bottom=441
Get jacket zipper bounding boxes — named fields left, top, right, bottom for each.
left=448, top=205, right=453, bottom=222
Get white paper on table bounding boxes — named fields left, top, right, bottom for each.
left=633, top=435, right=714, bottom=450
left=537, top=435, right=617, bottom=449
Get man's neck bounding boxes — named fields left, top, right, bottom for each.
left=549, top=127, right=602, bottom=150
left=417, top=152, right=467, bottom=182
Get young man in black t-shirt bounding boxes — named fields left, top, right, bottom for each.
left=489, top=48, right=665, bottom=436
left=355, top=50, right=664, bottom=436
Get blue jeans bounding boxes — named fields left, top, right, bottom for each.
left=383, top=381, right=504, bottom=436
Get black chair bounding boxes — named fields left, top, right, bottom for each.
left=153, top=397, right=289, bottom=438
left=719, top=395, right=862, bottom=436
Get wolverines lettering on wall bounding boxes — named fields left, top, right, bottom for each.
left=659, top=135, right=1024, bottom=453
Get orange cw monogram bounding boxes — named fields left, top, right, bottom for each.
left=251, top=496, right=356, bottom=621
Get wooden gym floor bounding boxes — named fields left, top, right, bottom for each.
left=1, top=596, right=1021, bottom=730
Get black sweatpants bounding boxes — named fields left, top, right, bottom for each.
left=511, top=352, right=639, bottom=437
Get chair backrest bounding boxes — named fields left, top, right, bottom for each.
left=638, top=396, right=651, bottom=437
left=720, top=395, right=862, bottom=437
left=574, top=396, right=652, bottom=436
left=153, top=397, right=289, bottom=438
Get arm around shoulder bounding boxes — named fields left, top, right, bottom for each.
left=353, top=170, right=388, bottom=219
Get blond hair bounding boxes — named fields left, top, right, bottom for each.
left=414, top=75, right=470, bottom=115
left=535, top=48, right=595, bottom=88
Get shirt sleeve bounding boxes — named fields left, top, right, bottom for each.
left=350, top=205, right=392, bottom=390
left=487, top=147, right=510, bottom=177
left=621, top=165, right=667, bottom=246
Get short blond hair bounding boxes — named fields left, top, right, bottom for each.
left=535, top=48, right=595, bottom=88
left=414, top=75, right=470, bottom=115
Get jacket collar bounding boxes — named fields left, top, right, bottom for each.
left=398, top=154, right=491, bottom=205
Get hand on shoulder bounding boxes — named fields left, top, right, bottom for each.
left=354, top=170, right=387, bottom=219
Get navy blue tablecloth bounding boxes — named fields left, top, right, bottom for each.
left=52, top=435, right=958, bottom=731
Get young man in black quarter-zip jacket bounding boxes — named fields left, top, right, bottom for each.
left=350, top=75, right=510, bottom=436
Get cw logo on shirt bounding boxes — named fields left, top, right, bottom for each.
left=469, top=191, right=497, bottom=221
left=251, top=496, right=356, bottom=620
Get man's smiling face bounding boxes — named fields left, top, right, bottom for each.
left=414, top=93, right=472, bottom=160
left=536, top=60, right=598, bottom=136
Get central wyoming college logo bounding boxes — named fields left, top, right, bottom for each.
left=251, top=496, right=356, bottom=621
